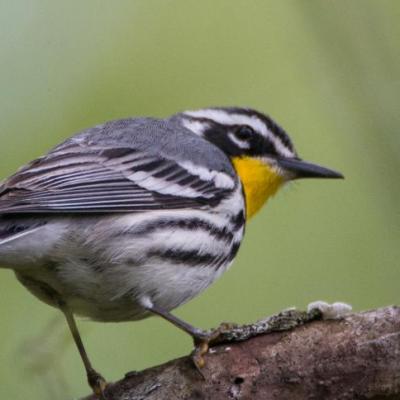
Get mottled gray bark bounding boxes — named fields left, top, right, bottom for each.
left=83, top=306, right=400, bottom=400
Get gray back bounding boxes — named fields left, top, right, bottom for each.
left=67, top=118, right=235, bottom=177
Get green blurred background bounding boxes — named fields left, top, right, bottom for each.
left=0, top=1, right=399, bottom=398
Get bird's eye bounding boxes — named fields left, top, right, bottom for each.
left=235, top=125, right=254, bottom=141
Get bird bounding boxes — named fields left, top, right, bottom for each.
left=0, top=107, right=343, bottom=397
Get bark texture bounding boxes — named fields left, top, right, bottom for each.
left=83, top=306, right=400, bottom=400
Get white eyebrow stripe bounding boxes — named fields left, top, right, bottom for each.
left=181, top=119, right=209, bottom=136
left=184, top=109, right=294, bottom=158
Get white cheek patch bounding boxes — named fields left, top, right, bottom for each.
left=184, top=109, right=295, bottom=158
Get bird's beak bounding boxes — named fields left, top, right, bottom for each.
left=276, top=157, right=344, bottom=180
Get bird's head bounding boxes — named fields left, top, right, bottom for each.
left=174, top=107, right=343, bottom=218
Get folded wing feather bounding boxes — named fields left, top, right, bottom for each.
left=0, top=140, right=234, bottom=214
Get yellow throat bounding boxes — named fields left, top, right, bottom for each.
left=232, top=156, right=284, bottom=219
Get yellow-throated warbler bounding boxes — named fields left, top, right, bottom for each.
left=0, top=107, right=343, bottom=396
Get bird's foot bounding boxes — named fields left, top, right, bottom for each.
left=191, top=322, right=236, bottom=370
left=87, top=368, right=107, bottom=399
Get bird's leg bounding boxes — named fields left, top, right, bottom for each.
left=58, top=302, right=107, bottom=399
left=143, top=302, right=230, bottom=370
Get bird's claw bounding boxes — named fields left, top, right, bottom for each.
left=87, top=368, right=107, bottom=399
left=191, top=322, right=236, bottom=371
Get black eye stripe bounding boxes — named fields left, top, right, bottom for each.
left=231, top=125, right=279, bottom=154
left=234, top=125, right=254, bottom=140
left=261, top=137, right=277, bottom=154
left=195, top=116, right=290, bottom=158
left=211, top=107, right=295, bottom=152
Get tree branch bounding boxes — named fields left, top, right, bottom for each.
left=83, top=306, right=400, bottom=400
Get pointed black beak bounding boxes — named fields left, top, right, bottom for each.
left=276, top=157, right=344, bottom=180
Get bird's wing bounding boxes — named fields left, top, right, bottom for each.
left=0, top=135, right=236, bottom=214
